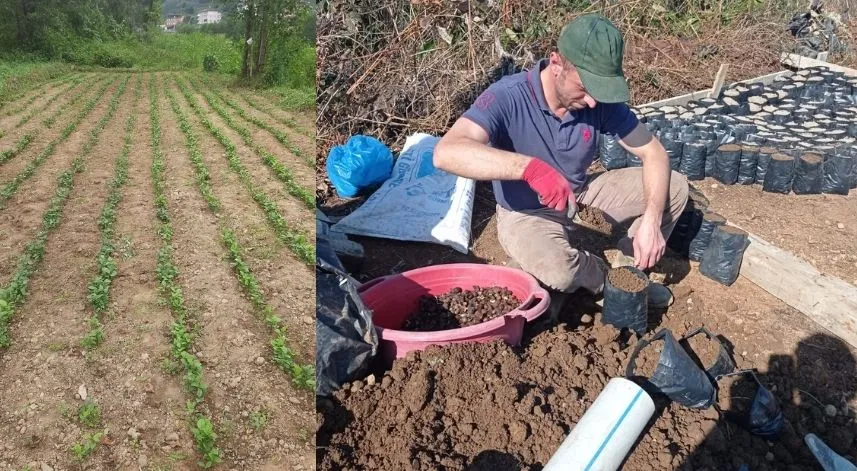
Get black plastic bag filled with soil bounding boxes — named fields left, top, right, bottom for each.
left=627, top=150, right=643, bottom=168
left=699, top=225, right=750, bottom=286
left=668, top=208, right=703, bottom=257
left=602, top=266, right=648, bottom=334
left=316, top=236, right=378, bottom=397
left=661, top=133, right=684, bottom=171
left=821, top=153, right=855, bottom=195
left=715, top=144, right=742, bottom=185
left=792, top=152, right=824, bottom=194
left=688, top=211, right=726, bottom=262
left=737, top=144, right=759, bottom=184
left=679, top=327, right=735, bottom=380
left=680, top=142, right=707, bottom=180
left=599, top=132, right=627, bottom=170
left=718, top=370, right=784, bottom=439
left=762, top=153, right=795, bottom=194
left=625, top=328, right=717, bottom=409
left=755, top=147, right=776, bottom=184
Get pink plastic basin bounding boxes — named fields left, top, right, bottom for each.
left=357, top=263, right=550, bottom=364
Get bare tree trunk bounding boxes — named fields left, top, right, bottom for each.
left=241, top=1, right=256, bottom=79
left=256, top=3, right=267, bottom=76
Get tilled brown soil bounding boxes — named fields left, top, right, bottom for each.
left=318, top=270, right=857, bottom=471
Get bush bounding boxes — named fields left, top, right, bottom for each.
left=203, top=54, right=220, bottom=72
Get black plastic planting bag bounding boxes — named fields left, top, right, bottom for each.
left=714, top=144, right=742, bottom=185
left=316, top=236, right=378, bottom=397
left=680, top=142, right=707, bottom=180
left=821, top=153, right=855, bottom=195
left=627, top=150, right=643, bottom=168
left=793, top=152, right=824, bottom=194
left=717, top=370, right=784, bottom=438
left=680, top=327, right=735, bottom=380
left=599, top=133, right=628, bottom=170
left=755, top=148, right=776, bottom=184
left=602, top=266, right=648, bottom=334
left=667, top=207, right=702, bottom=256
left=763, top=153, right=795, bottom=194
left=688, top=211, right=726, bottom=262
left=699, top=225, right=749, bottom=286
left=626, top=329, right=717, bottom=409
left=737, top=145, right=759, bottom=184
left=661, top=133, right=684, bottom=171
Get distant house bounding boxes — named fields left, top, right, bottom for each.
left=197, top=10, right=222, bottom=24
left=163, top=14, right=186, bottom=32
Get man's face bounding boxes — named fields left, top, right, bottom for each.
left=550, top=52, right=597, bottom=110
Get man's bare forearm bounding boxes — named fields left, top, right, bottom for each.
left=435, top=135, right=531, bottom=181
left=641, top=151, right=670, bottom=223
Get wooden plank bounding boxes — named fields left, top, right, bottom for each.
left=780, top=52, right=857, bottom=77
left=734, top=227, right=857, bottom=349
left=707, top=64, right=729, bottom=99
left=639, top=69, right=792, bottom=108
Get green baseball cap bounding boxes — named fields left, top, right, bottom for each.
left=558, top=13, right=630, bottom=103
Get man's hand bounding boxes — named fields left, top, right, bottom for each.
left=521, top=158, right=575, bottom=211
left=633, top=215, right=666, bottom=270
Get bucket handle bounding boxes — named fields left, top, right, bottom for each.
left=357, top=276, right=389, bottom=293
left=513, top=286, right=550, bottom=319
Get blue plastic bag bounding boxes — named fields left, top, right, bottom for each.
left=326, top=135, right=394, bottom=198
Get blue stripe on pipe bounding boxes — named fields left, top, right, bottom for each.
left=584, top=388, right=644, bottom=471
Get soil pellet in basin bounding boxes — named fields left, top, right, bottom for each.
left=400, top=286, right=521, bottom=332
left=607, top=267, right=647, bottom=292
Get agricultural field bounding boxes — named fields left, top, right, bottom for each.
left=0, top=71, right=315, bottom=470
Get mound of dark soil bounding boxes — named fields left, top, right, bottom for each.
left=401, top=286, right=521, bottom=332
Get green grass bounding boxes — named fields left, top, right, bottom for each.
left=235, top=89, right=311, bottom=137
left=15, top=75, right=85, bottom=128
left=250, top=410, right=268, bottom=431
left=268, top=86, right=315, bottom=113
left=0, top=133, right=33, bottom=166
left=0, top=60, right=75, bottom=110
left=64, top=33, right=241, bottom=74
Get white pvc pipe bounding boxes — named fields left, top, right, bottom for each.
left=543, top=377, right=655, bottom=471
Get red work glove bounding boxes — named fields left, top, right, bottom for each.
left=521, top=158, right=574, bottom=212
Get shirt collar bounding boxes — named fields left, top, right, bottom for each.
left=527, top=58, right=551, bottom=113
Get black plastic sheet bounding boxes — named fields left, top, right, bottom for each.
left=699, top=225, right=750, bottom=286
left=316, top=236, right=379, bottom=397
left=679, top=142, right=707, bottom=180
left=688, top=211, right=726, bottom=262
left=737, top=144, right=759, bottom=184
left=714, top=144, right=742, bottom=185
left=762, top=153, right=795, bottom=194
left=821, top=153, right=855, bottom=195
left=792, top=152, right=824, bottom=194
left=599, top=133, right=628, bottom=170
left=627, top=151, right=643, bottom=168
left=602, top=267, right=648, bottom=334
left=626, top=329, right=717, bottom=409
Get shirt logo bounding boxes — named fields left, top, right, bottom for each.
left=583, top=128, right=592, bottom=143
left=475, top=91, right=496, bottom=110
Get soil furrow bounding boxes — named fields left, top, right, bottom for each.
left=0, top=74, right=134, bottom=469
left=167, top=77, right=314, bottom=358
left=0, top=79, right=121, bottom=282
left=247, top=89, right=315, bottom=133
left=158, top=74, right=314, bottom=470
left=0, top=76, right=81, bottom=132
left=177, top=78, right=314, bottom=235
left=0, top=76, right=102, bottom=161
left=196, top=78, right=315, bottom=170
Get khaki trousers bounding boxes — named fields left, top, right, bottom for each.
left=496, top=168, right=689, bottom=294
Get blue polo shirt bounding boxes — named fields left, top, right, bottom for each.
left=462, top=59, right=639, bottom=211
